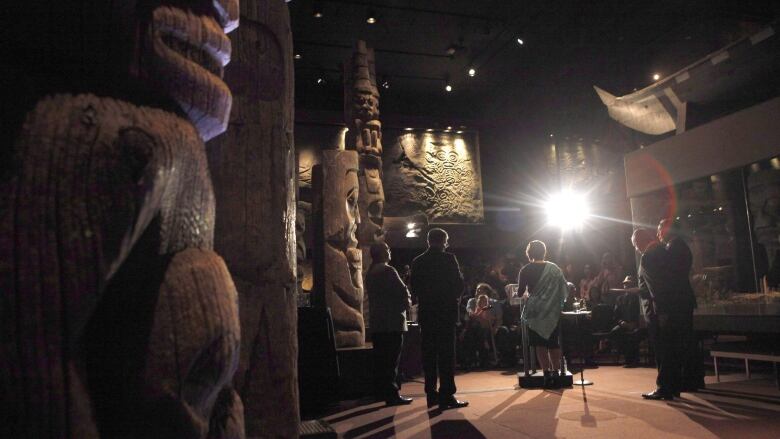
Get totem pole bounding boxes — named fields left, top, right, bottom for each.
left=206, top=0, right=300, bottom=436
left=2, top=1, right=244, bottom=437
left=314, top=151, right=365, bottom=347
left=344, top=40, right=386, bottom=329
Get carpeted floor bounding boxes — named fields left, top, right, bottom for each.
left=321, top=367, right=780, bottom=438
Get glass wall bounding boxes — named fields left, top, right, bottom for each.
left=630, top=156, right=780, bottom=307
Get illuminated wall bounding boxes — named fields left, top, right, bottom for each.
left=383, top=129, right=484, bottom=224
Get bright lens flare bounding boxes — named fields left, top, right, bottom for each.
left=544, top=190, right=590, bottom=230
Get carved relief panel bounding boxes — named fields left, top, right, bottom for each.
left=383, top=131, right=484, bottom=223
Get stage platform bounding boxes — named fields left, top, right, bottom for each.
left=518, top=370, right=574, bottom=388
left=317, top=366, right=780, bottom=439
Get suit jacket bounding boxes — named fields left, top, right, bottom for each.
left=366, top=263, right=412, bottom=333
left=665, top=237, right=697, bottom=314
left=637, top=242, right=665, bottom=322
left=410, top=248, right=465, bottom=325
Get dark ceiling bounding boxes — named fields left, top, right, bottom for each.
left=290, top=0, right=778, bottom=132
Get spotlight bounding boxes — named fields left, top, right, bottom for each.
left=468, top=67, right=476, bottom=77
left=366, top=8, right=377, bottom=24
left=516, top=37, right=524, bottom=45
left=445, top=84, right=452, bottom=92
left=313, top=1, right=323, bottom=18
left=652, top=73, right=661, bottom=81
left=544, top=190, right=590, bottom=230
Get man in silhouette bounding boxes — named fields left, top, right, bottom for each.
left=411, top=228, right=468, bottom=409
left=658, top=219, right=703, bottom=392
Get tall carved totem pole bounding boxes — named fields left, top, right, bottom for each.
left=314, top=150, right=366, bottom=348
left=207, top=0, right=300, bottom=437
left=3, top=1, right=244, bottom=437
left=344, top=40, right=386, bottom=329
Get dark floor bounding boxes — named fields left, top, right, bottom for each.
left=321, top=367, right=780, bottom=438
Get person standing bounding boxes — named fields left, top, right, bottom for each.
left=366, top=242, right=413, bottom=406
left=517, top=240, right=569, bottom=389
left=632, top=227, right=679, bottom=400
left=410, top=228, right=468, bottom=409
left=658, top=219, right=703, bottom=392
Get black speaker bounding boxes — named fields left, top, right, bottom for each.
left=298, top=307, right=339, bottom=416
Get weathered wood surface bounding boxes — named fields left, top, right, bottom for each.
left=1, top=1, right=244, bottom=437
left=316, top=150, right=365, bottom=347
left=207, top=0, right=299, bottom=437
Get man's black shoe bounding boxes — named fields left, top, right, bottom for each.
left=641, top=390, right=674, bottom=400
left=385, top=395, right=413, bottom=406
left=426, top=393, right=439, bottom=408
left=439, top=397, right=469, bottom=409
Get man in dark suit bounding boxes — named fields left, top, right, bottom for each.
left=658, top=219, right=704, bottom=392
left=632, top=228, right=677, bottom=400
left=410, top=228, right=468, bottom=409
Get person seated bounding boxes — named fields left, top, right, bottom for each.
left=608, top=275, right=646, bottom=367
left=463, top=284, right=502, bottom=368
left=589, top=252, right=624, bottom=305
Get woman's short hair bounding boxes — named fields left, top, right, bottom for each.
left=526, top=240, right=547, bottom=261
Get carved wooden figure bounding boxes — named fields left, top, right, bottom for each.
left=317, top=150, right=365, bottom=347
left=2, top=1, right=244, bottom=437
left=207, top=0, right=300, bottom=436
left=344, top=41, right=386, bottom=328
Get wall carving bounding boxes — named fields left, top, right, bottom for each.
left=383, top=131, right=484, bottom=223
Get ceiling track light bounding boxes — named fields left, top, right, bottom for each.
left=313, top=1, right=323, bottom=18
left=366, top=8, right=377, bottom=24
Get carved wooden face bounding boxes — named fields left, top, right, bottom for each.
left=139, top=0, right=240, bottom=140
left=324, top=151, right=361, bottom=255
left=353, top=89, right=379, bottom=121
left=358, top=165, right=385, bottom=245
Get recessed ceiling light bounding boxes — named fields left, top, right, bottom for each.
left=366, top=8, right=377, bottom=24
left=456, top=130, right=463, bottom=134
left=404, top=127, right=413, bottom=131
left=426, top=128, right=433, bottom=132
left=316, top=77, right=324, bottom=84
left=516, top=37, right=524, bottom=45
left=468, top=67, right=476, bottom=77
left=445, top=84, right=452, bottom=92
left=652, top=73, right=661, bottom=81
left=447, top=126, right=452, bottom=130
left=313, top=1, right=323, bottom=18
left=294, top=53, right=302, bottom=60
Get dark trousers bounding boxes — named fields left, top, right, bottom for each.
left=649, top=314, right=686, bottom=394
left=609, top=326, right=645, bottom=364
left=372, top=332, right=404, bottom=399
left=680, top=315, right=705, bottom=389
left=420, top=322, right=456, bottom=398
